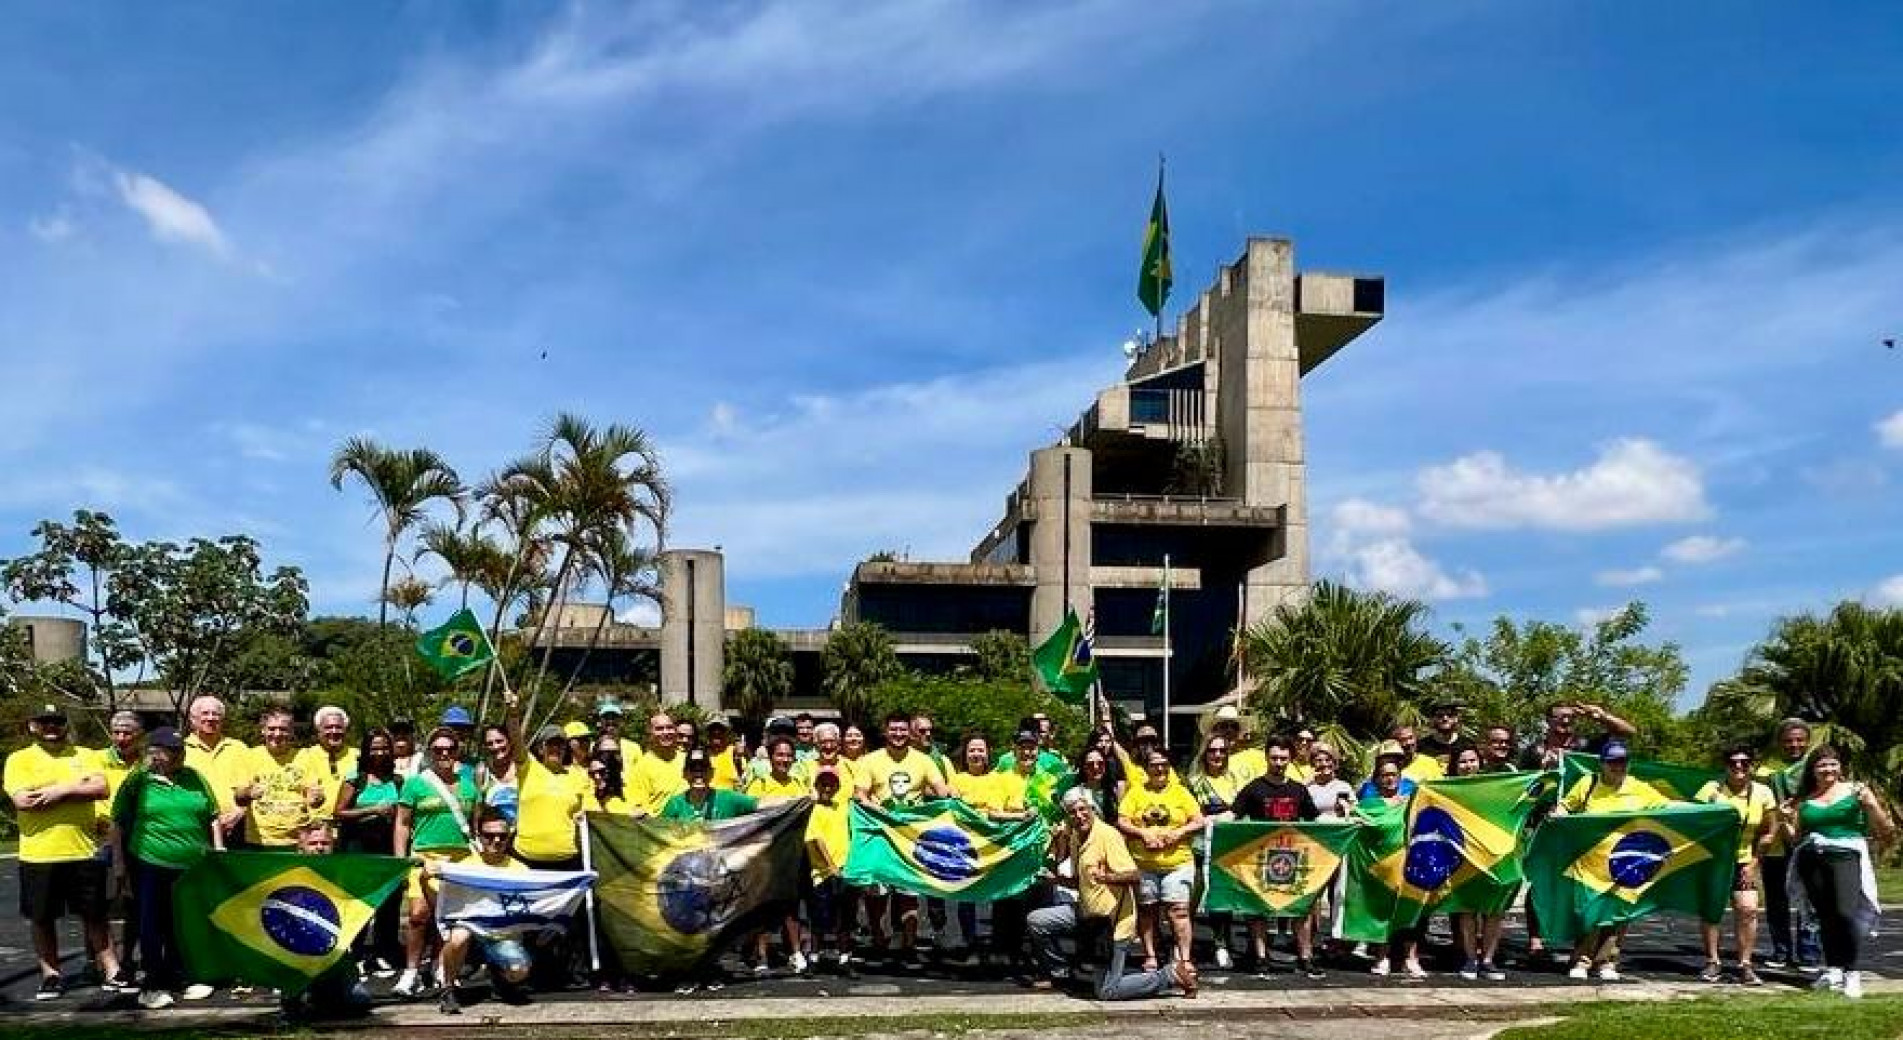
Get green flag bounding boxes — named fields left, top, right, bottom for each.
left=1525, top=802, right=1740, bottom=944
left=1205, top=820, right=1360, bottom=918
left=1760, top=752, right=1809, bottom=801
left=416, top=607, right=495, bottom=680
left=1137, top=165, right=1172, bottom=317
left=1561, top=751, right=1717, bottom=803
left=1032, top=608, right=1098, bottom=705
left=588, top=799, right=811, bottom=977
left=1391, top=772, right=1547, bottom=925
left=1150, top=559, right=1170, bottom=636
left=845, top=798, right=1049, bottom=902
left=174, top=851, right=408, bottom=995
left=1334, top=796, right=1409, bottom=942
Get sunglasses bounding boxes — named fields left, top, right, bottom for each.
left=478, top=832, right=510, bottom=843
left=1206, top=747, right=1228, bottom=754
left=430, top=745, right=459, bottom=755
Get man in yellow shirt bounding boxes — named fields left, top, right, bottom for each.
left=1025, top=787, right=1193, bottom=999
left=4, top=704, right=121, bottom=1000
left=298, top=705, right=359, bottom=819
left=182, top=695, right=250, bottom=838
left=626, top=708, right=687, bottom=815
left=238, top=707, right=325, bottom=847
left=854, top=713, right=951, bottom=965
left=1558, top=740, right=1668, bottom=981
left=594, top=700, right=643, bottom=767
left=431, top=811, right=534, bottom=1016
left=1390, top=725, right=1446, bottom=784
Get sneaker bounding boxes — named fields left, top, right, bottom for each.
left=674, top=981, right=699, bottom=995
left=1844, top=971, right=1864, bottom=1000
left=1739, top=965, right=1763, bottom=987
left=1403, top=960, right=1428, bottom=980
left=1698, top=962, right=1724, bottom=984
left=392, top=970, right=423, bottom=998
left=1567, top=961, right=1590, bottom=981
left=1459, top=960, right=1480, bottom=981
left=228, top=983, right=254, bottom=996
left=790, top=951, right=809, bottom=975
left=438, top=988, right=461, bottom=1016
left=1595, top=963, right=1621, bottom=982
left=752, top=962, right=771, bottom=977
left=181, top=984, right=215, bottom=1001
left=1369, top=960, right=1391, bottom=977
left=1483, top=962, right=1506, bottom=981
left=371, top=957, right=398, bottom=980
left=1764, top=951, right=1790, bottom=969
left=105, top=968, right=137, bottom=993
left=1298, top=957, right=1325, bottom=980
left=1813, top=968, right=1844, bottom=992
left=1214, top=946, right=1233, bottom=970
left=35, top=975, right=63, bottom=1001
left=137, top=989, right=175, bottom=1010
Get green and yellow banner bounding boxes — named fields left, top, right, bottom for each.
left=1561, top=751, right=1717, bottom=803
left=846, top=798, right=1048, bottom=901
left=1204, top=820, right=1359, bottom=917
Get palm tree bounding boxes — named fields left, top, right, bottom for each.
left=552, top=525, right=661, bottom=705
left=414, top=521, right=510, bottom=611
left=383, top=575, right=435, bottom=628
left=821, top=622, right=901, bottom=726
left=1242, top=580, right=1449, bottom=751
left=724, top=627, right=794, bottom=730
left=328, top=438, right=465, bottom=633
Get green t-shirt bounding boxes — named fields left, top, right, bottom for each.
left=113, top=768, right=217, bottom=871
left=350, top=772, right=401, bottom=808
left=658, top=789, right=757, bottom=822
left=398, top=771, right=480, bottom=852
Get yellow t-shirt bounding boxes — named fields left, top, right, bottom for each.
left=1114, top=744, right=1183, bottom=787
left=746, top=771, right=810, bottom=802
left=96, top=746, right=136, bottom=823
left=806, top=798, right=852, bottom=881
left=3, top=744, right=104, bottom=863
left=514, top=759, right=588, bottom=861
left=709, top=747, right=743, bottom=791
left=1229, top=748, right=1267, bottom=784
left=1117, top=781, right=1201, bottom=871
left=184, top=734, right=251, bottom=814
left=586, top=792, right=632, bottom=815
left=1561, top=774, right=1670, bottom=814
left=854, top=748, right=946, bottom=806
left=245, top=745, right=320, bottom=846
left=1697, top=779, right=1776, bottom=864
left=1288, top=760, right=1315, bottom=784
left=806, top=757, right=856, bottom=793
left=627, top=751, right=688, bottom=815
left=952, top=770, right=1027, bottom=815
left=1073, top=818, right=1140, bottom=941
left=1401, top=754, right=1445, bottom=783
left=296, top=745, right=359, bottom=820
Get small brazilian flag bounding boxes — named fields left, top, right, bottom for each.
left=1032, top=608, right=1098, bottom=705
left=1137, top=164, right=1172, bottom=317
left=1205, top=820, right=1359, bottom=917
left=588, top=800, right=810, bottom=977
left=1525, top=802, right=1740, bottom=944
left=174, top=852, right=408, bottom=995
left=1561, top=751, right=1716, bottom=803
left=1334, top=795, right=1411, bottom=943
left=846, top=798, right=1049, bottom=901
left=1391, top=772, right=1545, bottom=924
left=416, top=607, right=495, bottom=680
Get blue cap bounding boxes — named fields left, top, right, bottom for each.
left=441, top=706, right=475, bottom=728
left=1601, top=740, right=1630, bottom=762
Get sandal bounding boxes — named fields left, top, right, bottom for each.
left=1171, top=960, right=1199, bottom=998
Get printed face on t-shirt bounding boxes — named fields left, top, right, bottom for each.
left=887, top=769, right=915, bottom=799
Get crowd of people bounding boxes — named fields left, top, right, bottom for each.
left=3, top=692, right=1895, bottom=1015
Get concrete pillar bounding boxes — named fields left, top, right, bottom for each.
left=1026, top=445, right=1093, bottom=645
left=659, top=549, right=726, bottom=710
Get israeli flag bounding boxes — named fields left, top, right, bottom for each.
left=434, top=862, right=596, bottom=940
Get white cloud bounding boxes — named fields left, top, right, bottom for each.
left=1416, top=438, right=1709, bottom=531
left=1873, top=575, right=1903, bottom=608
left=1661, top=534, right=1745, bottom=565
left=1878, top=410, right=1903, bottom=450
left=1595, top=565, right=1663, bottom=587
left=27, top=212, right=74, bottom=243
left=1574, top=605, right=1626, bottom=628
left=112, top=169, right=230, bottom=256
left=1322, top=498, right=1485, bottom=602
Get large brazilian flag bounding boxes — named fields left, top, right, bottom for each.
left=589, top=799, right=810, bottom=977
left=845, top=798, right=1049, bottom=901
left=174, top=852, right=408, bottom=995
left=1334, top=796, right=1410, bottom=943
left=1204, top=820, right=1359, bottom=917
left=1392, top=772, right=1547, bottom=924
left=1525, top=802, right=1740, bottom=944
left=1561, top=751, right=1716, bottom=803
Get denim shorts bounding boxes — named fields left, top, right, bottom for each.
left=1137, top=863, right=1194, bottom=905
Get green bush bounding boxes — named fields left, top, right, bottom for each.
left=862, top=672, right=1088, bottom=764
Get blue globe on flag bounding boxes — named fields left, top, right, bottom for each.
left=1607, top=830, right=1672, bottom=888
left=259, top=885, right=342, bottom=957
left=912, top=826, right=980, bottom=883
left=1403, top=806, right=1465, bottom=890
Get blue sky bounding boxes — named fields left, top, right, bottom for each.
left=2, top=2, right=1899, bottom=707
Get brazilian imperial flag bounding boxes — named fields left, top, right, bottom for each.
left=1032, top=608, right=1098, bottom=705
left=1205, top=820, right=1359, bottom=917
left=1525, top=802, right=1740, bottom=944
left=846, top=798, right=1049, bottom=901
left=1391, top=772, right=1545, bottom=924
left=1334, top=796, right=1410, bottom=942
left=1137, top=164, right=1172, bottom=317
left=1561, top=751, right=1716, bottom=803
left=174, top=852, right=408, bottom=995
left=416, top=607, right=495, bottom=680
left=589, top=799, right=810, bottom=977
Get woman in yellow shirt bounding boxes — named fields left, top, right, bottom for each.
left=747, top=736, right=811, bottom=974
left=948, top=732, right=1036, bottom=967
left=1116, top=749, right=1203, bottom=972
left=1695, top=745, right=1777, bottom=986
left=584, top=755, right=632, bottom=815
left=510, top=726, right=589, bottom=870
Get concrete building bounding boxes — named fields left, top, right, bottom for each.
left=6, top=615, right=86, bottom=665
left=533, top=236, right=1383, bottom=726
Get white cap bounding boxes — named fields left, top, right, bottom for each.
left=1214, top=705, right=1240, bottom=721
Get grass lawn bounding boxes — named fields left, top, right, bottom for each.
left=1496, top=994, right=1903, bottom=1040
left=1877, top=866, right=1903, bottom=905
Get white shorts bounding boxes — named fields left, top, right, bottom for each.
left=1138, top=863, right=1194, bottom=905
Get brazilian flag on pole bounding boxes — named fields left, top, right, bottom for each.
left=846, top=798, right=1049, bottom=901
left=1334, top=795, right=1410, bottom=942
left=174, top=852, right=408, bottom=995
left=1137, top=162, right=1172, bottom=317
left=1525, top=803, right=1740, bottom=944
left=1204, top=820, right=1359, bottom=917
left=416, top=607, right=496, bottom=680
left=1391, top=772, right=1545, bottom=924
left=1032, top=607, right=1098, bottom=705
left=1561, top=751, right=1717, bottom=804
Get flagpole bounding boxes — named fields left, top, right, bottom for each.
left=1154, top=153, right=1166, bottom=348
left=579, top=815, right=601, bottom=974
left=475, top=623, right=514, bottom=726
left=1161, top=553, right=1172, bottom=750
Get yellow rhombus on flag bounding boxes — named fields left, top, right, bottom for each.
left=1205, top=821, right=1359, bottom=917
left=1568, top=815, right=1713, bottom=904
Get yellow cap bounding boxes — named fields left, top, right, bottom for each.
left=563, top=721, right=591, bottom=738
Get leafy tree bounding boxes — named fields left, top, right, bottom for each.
left=821, top=622, right=901, bottom=726
left=723, top=627, right=794, bottom=730
left=967, top=630, right=1031, bottom=681
left=0, top=510, right=140, bottom=709
left=104, top=535, right=309, bottom=720
left=328, top=438, right=465, bottom=633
